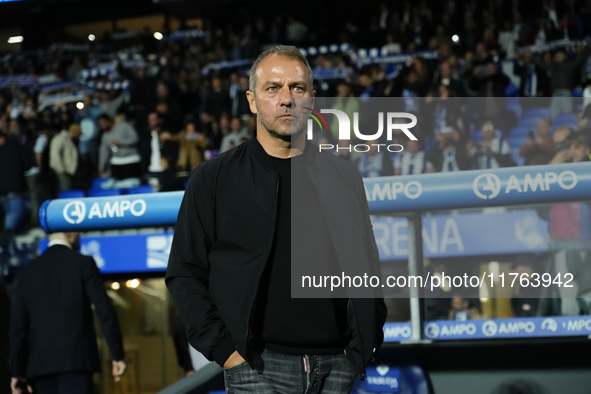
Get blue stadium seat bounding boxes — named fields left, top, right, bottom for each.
left=506, top=99, right=522, bottom=119
left=509, top=126, right=532, bottom=139
left=552, top=113, right=578, bottom=132
left=57, top=190, right=85, bottom=199
left=517, top=118, right=541, bottom=129
left=87, top=188, right=122, bottom=197
left=351, top=352, right=433, bottom=394
left=524, top=107, right=551, bottom=120
left=128, top=185, right=154, bottom=194
left=91, top=178, right=109, bottom=190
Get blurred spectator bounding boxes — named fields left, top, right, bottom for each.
left=140, top=112, right=166, bottom=177
left=66, top=56, right=84, bottom=82
left=448, top=297, right=482, bottom=321
left=98, top=113, right=141, bottom=180
left=549, top=133, right=590, bottom=164
left=0, top=281, right=8, bottom=394
left=205, top=77, right=231, bottom=119
left=548, top=126, right=574, bottom=164
left=533, top=46, right=591, bottom=119
left=285, top=16, right=308, bottom=45
left=432, top=61, right=467, bottom=97
left=0, top=131, right=31, bottom=239
left=394, top=139, right=432, bottom=175
left=232, top=74, right=252, bottom=118
left=98, top=91, right=126, bottom=120
left=155, top=82, right=182, bottom=131
left=423, top=87, right=464, bottom=139
left=519, top=119, right=555, bottom=165
left=49, top=123, right=81, bottom=193
left=468, top=120, right=513, bottom=169
left=220, top=117, right=249, bottom=153
left=513, top=50, right=550, bottom=97
left=469, top=61, right=511, bottom=97
left=357, top=139, right=394, bottom=177
left=154, top=154, right=182, bottom=192
left=426, top=127, right=470, bottom=172
left=161, top=122, right=210, bottom=172
left=329, top=81, right=358, bottom=142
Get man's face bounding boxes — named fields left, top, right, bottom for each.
left=98, top=118, right=110, bottom=131
left=568, top=143, right=590, bottom=162
left=536, top=120, right=550, bottom=138
left=481, top=122, right=495, bottom=140
left=148, top=113, right=159, bottom=128
left=231, top=118, right=242, bottom=131
left=246, top=55, right=314, bottom=141
left=336, top=83, right=350, bottom=97
left=407, top=140, right=420, bottom=154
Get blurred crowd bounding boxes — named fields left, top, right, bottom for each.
left=1, top=0, right=591, bottom=241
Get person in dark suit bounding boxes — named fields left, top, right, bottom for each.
left=1, top=281, right=10, bottom=394
left=9, top=232, right=126, bottom=394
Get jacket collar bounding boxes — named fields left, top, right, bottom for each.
left=246, top=128, right=318, bottom=172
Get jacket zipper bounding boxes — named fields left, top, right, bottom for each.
left=244, top=178, right=280, bottom=369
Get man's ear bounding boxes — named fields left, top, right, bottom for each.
left=246, top=91, right=257, bottom=115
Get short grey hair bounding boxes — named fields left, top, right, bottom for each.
left=249, top=45, right=313, bottom=93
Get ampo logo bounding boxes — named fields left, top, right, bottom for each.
left=424, top=322, right=440, bottom=339
left=63, top=201, right=86, bottom=224
left=482, top=320, right=498, bottom=337
left=473, top=170, right=578, bottom=200
left=473, top=173, right=501, bottom=200
left=541, top=318, right=557, bottom=332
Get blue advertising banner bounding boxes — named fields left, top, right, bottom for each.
left=382, top=322, right=413, bottom=342
left=373, top=209, right=549, bottom=260
left=364, top=162, right=591, bottom=213
left=39, top=163, right=591, bottom=233
left=39, top=232, right=172, bottom=274
left=39, top=192, right=184, bottom=232
left=423, top=315, right=591, bottom=340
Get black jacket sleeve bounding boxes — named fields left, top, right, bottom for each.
left=9, top=277, right=29, bottom=378
left=165, top=162, right=235, bottom=367
left=354, top=170, right=387, bottom=352
left=172, top=313, right=194, bottom=373
left=82, top=257, right=125, bottom=361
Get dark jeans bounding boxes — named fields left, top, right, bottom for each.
left=32, top=372, right=94, bottom=394
left=223, top=349, right=358, bottom=394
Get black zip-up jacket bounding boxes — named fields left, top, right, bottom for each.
left=166, top=130, right=387, bottom=377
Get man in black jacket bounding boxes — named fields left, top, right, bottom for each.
left=166, top=45, right=387, bottom=393
left=10, top=232, right=126, bottom=394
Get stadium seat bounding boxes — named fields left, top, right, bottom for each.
left=57, top=190, right=85, bottom=199
left=523, top=107, right=551, bottom=120
left=128, top=185, right=155, bottom=194
left=552, top=113, right=578, bottom=132
left=509, top=126, right=533, bottom=139
left=91, top=178, right=110, bottom=190
left=351, top=352, right=433, bottom=394
left=506, top=97, right=522, bottom=119
left=87, top=188, right=123, bottom=197
left=517, top=118, right=541, bottom=129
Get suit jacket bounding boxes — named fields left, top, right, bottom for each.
left=10, top=244, right=125, bottom=379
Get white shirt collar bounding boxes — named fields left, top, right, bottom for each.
left=48, top=240, right=73, bottom=249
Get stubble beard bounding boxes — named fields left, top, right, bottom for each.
left=259, top=115, right=306, bottom=143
